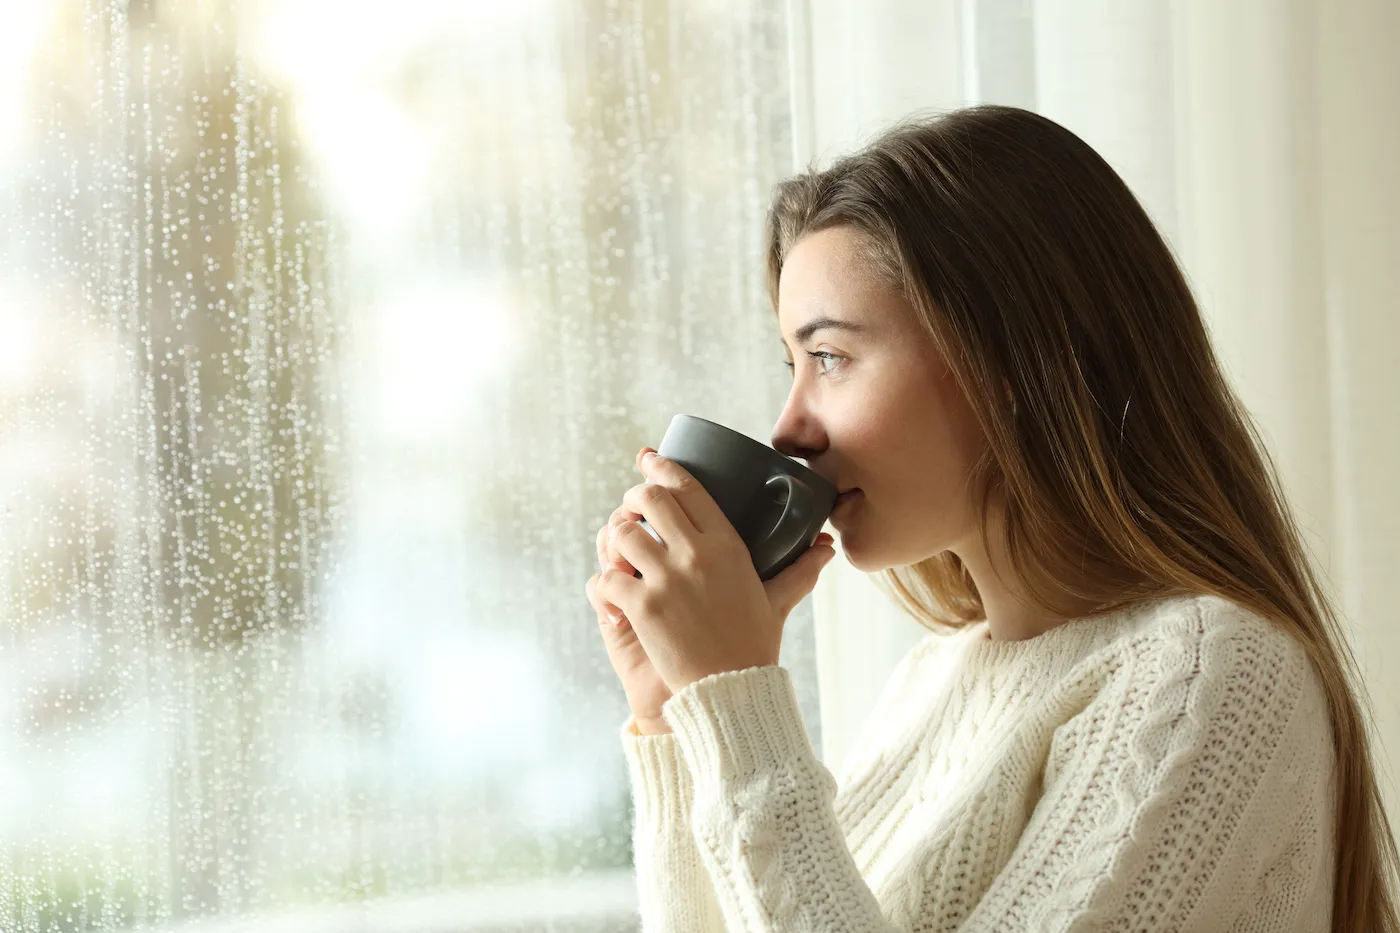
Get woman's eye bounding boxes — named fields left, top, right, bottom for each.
left=782, top=351, right=843, bottom=376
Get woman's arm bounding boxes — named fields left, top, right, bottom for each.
left=662, top=665, right=904, bottom=931
left=620, top=716, right=729, bottom=932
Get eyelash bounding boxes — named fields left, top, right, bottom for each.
left=783, top=350, right=844, bottom=377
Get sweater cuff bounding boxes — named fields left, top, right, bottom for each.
left=619, top=714, right=695, bottom=831
left=660, top=665, right=817, bottom=789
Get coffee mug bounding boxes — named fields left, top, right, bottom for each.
left=632, top=414, right=838, bottom=581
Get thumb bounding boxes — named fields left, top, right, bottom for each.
left=764, top=536, right=836, bottom=617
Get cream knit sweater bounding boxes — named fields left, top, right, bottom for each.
left=619, top=593, right=1336, bottom=931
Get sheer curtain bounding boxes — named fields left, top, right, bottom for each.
left=0, top=1, right=817, bottom=930
left=802, top=0, right=1400, bottom=825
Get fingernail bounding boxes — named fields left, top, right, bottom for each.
left=641, top=451, right=657, bottom=467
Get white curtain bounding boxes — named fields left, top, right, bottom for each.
left=802, top=0, right=1400, bottom=826
left=0, top=1, right=816, bottom=929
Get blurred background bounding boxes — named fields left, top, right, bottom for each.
left=1, top=1, right=1395, bottom=931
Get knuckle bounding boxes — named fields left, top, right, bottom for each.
left=675, top=547, right=702, bottom=574
left=639, top=483, right=669, bottom=505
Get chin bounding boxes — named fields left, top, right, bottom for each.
left=837, top=529, right=940, bottom=574
left=832, top=535, right=887, bottom=573
left=846, top=553, right=897, bottom=574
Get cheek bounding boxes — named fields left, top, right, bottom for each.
left=934, top=380, right=988, bottom=477
left=879, top=363, right=987, bottom=515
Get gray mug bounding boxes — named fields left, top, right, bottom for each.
left=633, top=414, right=838, bottom=581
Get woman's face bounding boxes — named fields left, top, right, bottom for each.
left=771, top=226, right=988, bottom=572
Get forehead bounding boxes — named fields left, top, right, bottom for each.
left=777, top=227, right=898, bottom=337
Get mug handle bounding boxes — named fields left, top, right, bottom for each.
left=758, top=473, right=816, bottom=573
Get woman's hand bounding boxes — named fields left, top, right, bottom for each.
left=588, top=449, right=836, bottom=695
left=587, top=450, right=674, bottom=732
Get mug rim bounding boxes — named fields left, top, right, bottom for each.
left=669, top=414, right=835, bottom=496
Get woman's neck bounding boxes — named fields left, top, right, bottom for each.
left=951, top=537, right=1103, bottom=642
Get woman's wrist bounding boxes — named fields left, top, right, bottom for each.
left=633, top=716, right=672, bottom=736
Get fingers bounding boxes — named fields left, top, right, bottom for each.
left=598, top=522, right=638, bottom=581
left=608, top=506, right=645, bottom=568
left=608, top=517, right=667, bottom=579
left=585, top=574, right=613, bottom=625
left=619, top=482, right=692, bottom=556
left=585, top=572, right=601, bottom=612
left=609, top=504, right=644, bottom=533
left=636, top=454, right=728, bottom=536
left=593, top=527, right=630, bottom=623
left=606, top=533, right=639, bottom=578
left=593, top=566, right=643, bottom=622
left=596, top=524, right=620, bottom=571
left=763, top=537, right=837, bottom=617
left=587, top=570, right=628, bottom=626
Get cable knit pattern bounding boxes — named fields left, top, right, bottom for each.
left=618, top=593, right=1336, bottom=931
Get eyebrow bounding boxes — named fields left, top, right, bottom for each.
left=784, top=316, right=869, bottom=347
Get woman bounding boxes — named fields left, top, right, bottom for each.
left=584, top=104, right=1399, bottom=932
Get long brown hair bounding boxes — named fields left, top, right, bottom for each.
left=763, top=104, right=1398, bottom=933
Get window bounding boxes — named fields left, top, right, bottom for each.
left=0, top=1, right=819, bottom=929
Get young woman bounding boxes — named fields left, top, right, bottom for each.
left=585, top=104, right=1399, bottom=933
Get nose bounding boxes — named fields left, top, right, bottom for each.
left=770, top=395, right=827, bottom=462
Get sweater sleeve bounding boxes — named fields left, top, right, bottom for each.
left=660, top=664, right=905, bottom=932
left=619, top=714, right=729, bottom=932
left=953, top=614, right=1337, bottom=932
